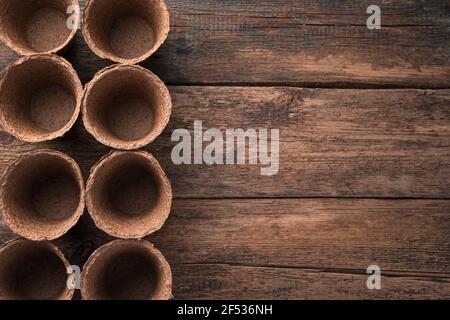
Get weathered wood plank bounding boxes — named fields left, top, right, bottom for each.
left=165, top=0, right=450, bottom=27
left=3, top=199, right=450, bottom=274
left=1, top=87, right=448, bottom=198
left=147, top=0, right=450, bottom=87
left=150, top=199, right=450, bottom=276
left=0, top=0, right=449, bottom=86
left=2, top=198, right=449, bottom=299
left=171, top=264, right=450, bottom=300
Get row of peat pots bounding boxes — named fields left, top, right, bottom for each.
left=0, top=0, right=169, bottom=64
left=0, top=55, right=171, bottom=150
left=0, top=0, right=175, bottom=300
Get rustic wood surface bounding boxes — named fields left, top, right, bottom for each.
left=0, top=0, right=449, bottom=299
left=1, top=199, right=450, bottom=299
left=0, top=87, right=449, bottom=198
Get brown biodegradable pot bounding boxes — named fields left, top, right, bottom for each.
left=86, top=151, right=172, bottom=239
left=0, top=55, right=83, bottom=142
left=0, top=0, right=79, bottom=55
left=0, top=239, right=74, bottom=300
left=82, top=64, right=171, bottom=150
left=83, top=0, right=170, bottom=64
left=0, top=150, right=85, bottom=241
left=81, top=239, right=172, bottom=300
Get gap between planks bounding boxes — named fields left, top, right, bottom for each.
left=172, top=262, right=450, bottom=282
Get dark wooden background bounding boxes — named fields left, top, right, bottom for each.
left=1, top=0, right=449, bottom=299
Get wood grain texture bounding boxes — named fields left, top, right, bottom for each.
left=1, top=198, right=449, bottom=299
left=0, top=0, right=448, bottom=86
left=149, top=199, right=450, bottom=275
left=171, top=264, right=450, bottom=300
left=0, top=87, right=448, bottom=198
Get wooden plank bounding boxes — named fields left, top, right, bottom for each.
left=1, top=87, right=449, bottom=198
left=0, top=0, right=449, bottom=86
left=171, top=264, right=450, bottom=300
left=2, top=198, right=449, bottom=299
left=165, top=0, right=450, bottom=27
left=146, top=0, right=450, bottom=87
left=169, top=197, right=450, bottom=299
left=150, top=199, right=450, bottom=275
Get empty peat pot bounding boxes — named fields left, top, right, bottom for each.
left=83, top=0, right=170, bottom=64
left=81, top=240, right=172, bottom=300
left=0, top=150, right=85, bottom=241
left=82, top=64, right=171, bottom=150
left=86, top=151, right=172, bottom=239
left=0, top=0, right=79, bottom=55
left=0, top=239, right=73, bottom=300
left=0, top=55, right=83, bottom=142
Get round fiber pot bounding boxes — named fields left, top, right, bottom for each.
left=81, top=239, right=172, bottom=300
left=86, top=151, right=172, bottom=239
left=83, top=0, right=170, bottom=64
left=0, top=150, right=85, bottom=241
left=0, top=0, right=79, bottom=55
left=82, top=64, right=171, bottom=150
left=0, top=239, right=73, bottom=300
left=0, top=55, right=83, bottom=143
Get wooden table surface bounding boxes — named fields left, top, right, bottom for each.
left=1, top=0, right=449, bottom=299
